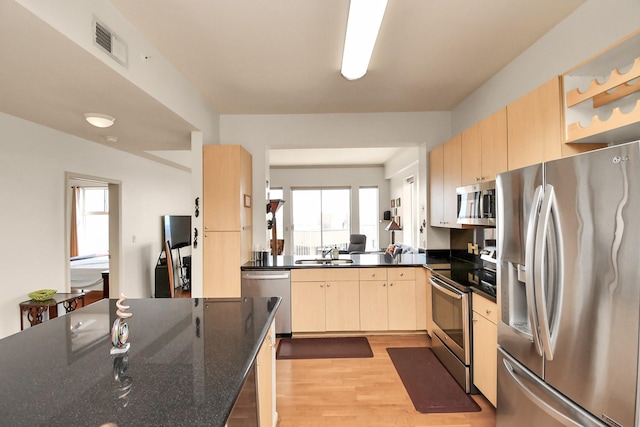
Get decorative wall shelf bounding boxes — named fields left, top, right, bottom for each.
left=563, top=30, right=640, bottom=144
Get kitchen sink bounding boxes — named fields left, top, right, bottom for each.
left=294, top=258, right=354, bottom=265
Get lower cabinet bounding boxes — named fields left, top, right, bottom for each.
left=359, top=268, right=417, bottom=332
left=256, top=321, right=277, bottom=427
left=291, top=268, right=360, bottom=333
left=472, top=293, right=497, bottom=407
left=291, top=267, right=421, bottom=334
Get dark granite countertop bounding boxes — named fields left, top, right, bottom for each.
left=0, top=297, right=280, bottom=427
left=242, top=251, right=452, bottom=270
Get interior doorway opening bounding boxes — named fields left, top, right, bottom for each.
left=65, top=173, right=121, bottom=301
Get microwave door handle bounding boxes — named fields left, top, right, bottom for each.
left=534, top=184, right=560, bottom=361
left=525, top=185, right=544, bottom=356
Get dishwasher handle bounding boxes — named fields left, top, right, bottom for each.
left=242, top=272, right=290, bottom=280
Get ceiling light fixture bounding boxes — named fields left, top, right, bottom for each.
left=341, top=0, right=388, bottom=81
left=84, top=113, right=115, bottom=128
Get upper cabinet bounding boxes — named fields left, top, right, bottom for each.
left=461, top=108, right=507, bottom=186
left=430, top=135, right=461, bottom=228
left=507, top=77, right=564, bottom=170
left=506, top=77, right=603, bottom=171
left=203, top=145, right=252, bottom=232
left=563, top=30, right=640, bottom=145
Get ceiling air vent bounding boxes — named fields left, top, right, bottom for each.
left=93, top=19, right=127, bottom=66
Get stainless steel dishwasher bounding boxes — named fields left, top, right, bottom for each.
left=241, top=269, right=291, bottom=336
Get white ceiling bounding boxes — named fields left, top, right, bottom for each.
left=0, top=0, right=586, bottom=168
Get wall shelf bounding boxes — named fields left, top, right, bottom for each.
left=563, top=30, right=640, bottom=144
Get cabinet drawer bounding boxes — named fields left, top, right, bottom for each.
left=359, top=268, right=387, bottom=281
left=387, top=267, right=416, bottom=282
left=473, top=293, right=497, bottom=324
left=292, top=268, right=359, bottom=282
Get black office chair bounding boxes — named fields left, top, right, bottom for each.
left=347, top=234, right=367, bottom=253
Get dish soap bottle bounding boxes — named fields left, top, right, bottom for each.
left=331, top=246, right=339, bottom=259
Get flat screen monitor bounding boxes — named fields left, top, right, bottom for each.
left=163, top=215, right=191, bottom=249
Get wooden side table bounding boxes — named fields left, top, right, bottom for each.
left=19, top=293, right=85, bottom=330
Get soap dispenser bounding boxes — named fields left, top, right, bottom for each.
left=331, top=246, right=339, bottom=259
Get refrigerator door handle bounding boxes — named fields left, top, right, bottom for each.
left=534, top=184, right=560, bottom=361
left=502, top=357, right=603, bottom=427
left=525, top=184, right=544, bottom=356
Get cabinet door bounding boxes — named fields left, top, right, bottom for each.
left=429, top=144, right=444, bottom=227
left=443, top=135, right=462, bottom=227
left=480, top=107, right=508, bottom=182
left=388, top=280, right=416, bottom=330
left=257, top=322, right=276, bottom=427
left=203, top=231, right=241, bottom=297
left=473, top=311, right=497, bottom=406
left=291, top=281, right=326, bottom=332
left=461, top=122, right=482, bottom=186
left=325, top=281, right=360, bottom=331
left=415, top=267, right=427, bottom=331
left=507, top=77, right=563, bottom=171
left=359, top=280, right=388, bottom=331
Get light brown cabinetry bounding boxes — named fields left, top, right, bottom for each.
left=415, top=267, right=428, bottom=332
left=359, top=268, right=417, bottom=331
left=202, top=145, right=252, bottom=297
left=359, top=268, right=388, bottom=331
left=462, top=108, right=508, bottom=186
left=507, top=77, right=604, bottom=171
left=387, top=268, right=417, bottom=330
left=291, top=268, right=360, bottom=333
left=472, top=293, right=497, bottom=407
left=421, top=267, right=433, bottom=336
left=563, top=31, right=640, bottom=144
left=257, top=321, right=277, bottom=427
left=429, top=135, right=461, bottom=228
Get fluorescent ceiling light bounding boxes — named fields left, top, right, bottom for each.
left=84, top=113, right=115, bottom=128
left=341, top=0, right=388, bottom=81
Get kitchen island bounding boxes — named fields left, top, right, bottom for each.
left=0, top=297, right=280, bottom=427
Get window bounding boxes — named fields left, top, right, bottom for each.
left=359, top=187, right=379, bottom=251
left=291, top=188, right=350, bottom=256
left=78, top=187, right=109, bottom=255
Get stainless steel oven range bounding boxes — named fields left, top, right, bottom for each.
left=430, top=270, right=474, bottom=393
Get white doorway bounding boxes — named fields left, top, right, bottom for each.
left=66, top=172, right=121, bottom=298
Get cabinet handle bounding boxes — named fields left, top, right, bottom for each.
left=390, top=282, right=394, bottom=287
left=383, top=283, right=386, bottom=287
left=327, top=283, right=331, bottom=287
left=400, top=272, right=404, bottom=277
left=486, top=309, right=492, bottom=314
left=204, top=225, right=208, bottom=230
left=320, top=283, right=324, bottom=287
left=371, top=273, right=376, bottom=277
left=473, top=318, right=478, bottom=323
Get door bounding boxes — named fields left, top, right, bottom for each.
left=496, top=164, right=544, bottom=377
left=542, top=143, right=640, bottom=427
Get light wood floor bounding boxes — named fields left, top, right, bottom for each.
left=275, top=334, right=496, bottom=427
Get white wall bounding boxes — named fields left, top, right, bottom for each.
left=16, top=0, right=220, bottom=144
left=0, top=112, right=191, bottom=339
left=220, top=112, right=452, bottom=250
left=451, top=0, right=640, bottom=134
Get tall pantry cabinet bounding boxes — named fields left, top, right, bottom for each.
left=202, top=145, right=253, bottom=297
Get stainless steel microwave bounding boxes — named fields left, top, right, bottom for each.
left=456, top=181, right=496, bottom=226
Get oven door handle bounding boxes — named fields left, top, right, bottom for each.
left=429, top=276, right=462, bottom=300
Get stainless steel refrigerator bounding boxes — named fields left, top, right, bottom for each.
left=496, top=141, right=640, bottom=427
